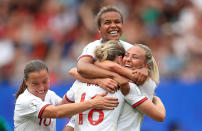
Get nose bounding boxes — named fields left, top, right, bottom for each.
left=125, top=56, right=131, bottom=62
left=110, top=22, right=116, bottom=27
left=123, top=56, right=131, bottom=65
left=38, top=83, right=45, bottom=90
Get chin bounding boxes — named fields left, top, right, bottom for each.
left=110, top=37, right=119, bottom=41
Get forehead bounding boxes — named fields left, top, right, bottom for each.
left=28, top=70, right=49, bottom=81
left=100, top=11, right=122, bottom=21
left=127, top=46, right=145, bottom=56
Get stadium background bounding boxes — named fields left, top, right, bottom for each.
left=0, top=0, right=202, bottom=130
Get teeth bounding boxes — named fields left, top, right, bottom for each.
left=37, top=90, right=45, bottom=94
left=110, top=31, right=118, bottom=34
left=125, top=65, right=132, bottom=68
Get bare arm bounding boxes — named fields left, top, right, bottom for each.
left=95, top=61, right=133, bottom=80
left=95, top=60, right=148, bottom=85
left=77, top=57, right=116, bottom=78
left=69, top=67, right=118, bottom=93
left=42, top=92, right=119, bottom=118
left=77, top=57, right=131, bottom=94
left=136, top=96, right=166, bottom=122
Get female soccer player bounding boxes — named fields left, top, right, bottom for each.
left=77, top=5, right=148, bottom=90
left=63, top=40, right=165, bottom=131
left=96, top=43, right=165, bottom=131
left=14, top=60, right=119, bottom=131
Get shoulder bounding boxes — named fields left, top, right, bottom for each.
left=46, top=90, right=60, bottom=98
left=129, top=82, right=138, bottom=88
left=128, top=82, right=141, bottom=94
left=119, top=40, right=133, bottom=50
left=16, top=90, right=37, bottom=104
left=16, top=90, right=43, bottom=108
left=47, top=90, right=55, bottom=95
left=119, top=40, right=132, bottom=45
left=72, top=80, right=85, bottom=87
left=85, top=39, right=102, bottom=47
left=144, top=78, right=157, bottom=88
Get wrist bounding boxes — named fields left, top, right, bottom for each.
left=85, top=100, right=94, bottom=108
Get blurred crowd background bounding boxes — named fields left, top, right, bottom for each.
left=1, top=0, right=202, bottom=130
left=1, top=0, right=202, bottom=85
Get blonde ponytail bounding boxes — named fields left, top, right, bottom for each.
left=150, top=56, right=160, bottom=84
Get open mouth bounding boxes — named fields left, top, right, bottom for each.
left=109, top=30, right=119, bottom=35
left=36, top=90, right=45, bottom=94
left=125, top=65, right=132, bottom=68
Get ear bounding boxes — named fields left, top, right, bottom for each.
left=97, top=27, right=101, bottom=33
left=24, top=78, right=28, bottom=86
left=117, top=56, right=123, bottom=66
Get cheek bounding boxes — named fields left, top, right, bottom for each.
left=131, top=60, right=143, bottom=67
left=122, top=57, right=127, bottom=64
left=44, top=83, right=50, bottom=89
left=118, top=24, right=123, bottom=32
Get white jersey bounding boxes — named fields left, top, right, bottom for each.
left=65, top=80, right=148, bottom=131
left=118, top=79, right=156, bottom=131
left=14, top=89, right=62, bottom=131
left=65, top=80, right=125, bottom=131
left=79, top=39, right=133, bottom=60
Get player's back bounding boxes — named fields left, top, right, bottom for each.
left=71, top=80, right=124, bottom=131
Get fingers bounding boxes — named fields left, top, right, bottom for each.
left=106, top=84, right=118, bottom=93
left=105, top=87, right=116, bottom=93
left=104, top=79, right=118, bottom=93
left=132, top=71, right=138, bottom=84
left=102, top=99, right=119, bottom=110
left=132, top=71, right=147, bottom=85
left=92, top=96, right=119, bottom=110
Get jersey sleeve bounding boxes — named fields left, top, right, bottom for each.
left=64, top=81, right=79, bottom=103
left=78, top=40, right=101, bottom=60
left=140, top=78, right=157, bottom=100
left=48, top=90, right=62, bottom=106
left=124, top=83, right=148, bottom=108
left=119, top=40, right=133, bottom=51
left=65, top=115, right=76, bottom=128
left=16, top=97, right=50, bottom=119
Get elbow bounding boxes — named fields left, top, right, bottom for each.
left=69, top=68, right=77, bottom=77
left=77, top=66, right=85, bottom=74
left=110, top=65, right=117, bottom=71
left=156, top=113, right=166, bottom=122
left=77, top=62, right=87, bottom=75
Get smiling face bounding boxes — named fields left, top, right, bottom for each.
left=123, top=46, right=146, bottom=68
left=25, top=69, right=50, bottom=101
left=98, top=11, right=123, bottom=42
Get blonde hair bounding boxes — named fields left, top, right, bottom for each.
left=94, top=40, right=125, bottom=62
left=96, top=5, right=123, bottom=28
left=134, top=44, right=160, bottom=84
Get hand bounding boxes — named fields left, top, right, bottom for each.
left=152, top=96, right=160, bottom=104
left=113, top=73, right=129, bottom=86
left=120, top=83, right=130, bottom=96
left=96, top=78, right=118, bottom=93
left=132, top=67, right=148, bottom=85
left=89, top=92, right=119, bottom=110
